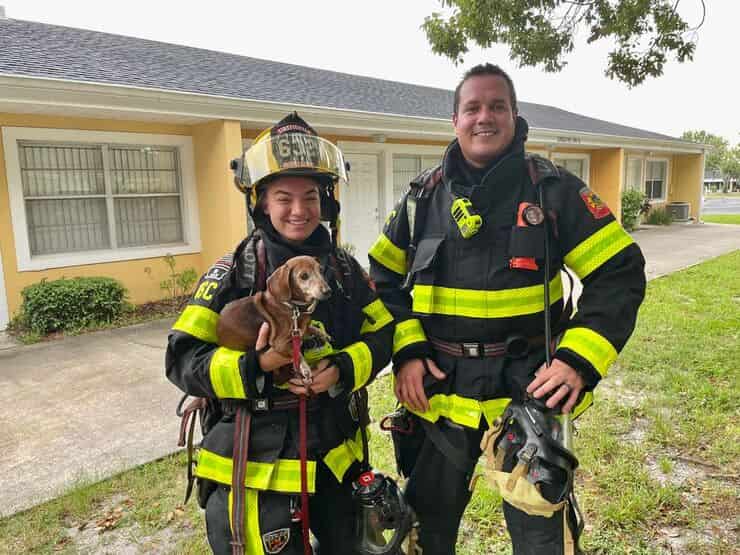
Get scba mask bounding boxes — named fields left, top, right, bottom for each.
left=352, top=470, right=413, bottom=555
left=478, top=397, right=578, bottom=517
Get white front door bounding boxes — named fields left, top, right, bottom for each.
left=339, top=153, right=380, bottom=266
left=0, top=252, right=8, bottom=330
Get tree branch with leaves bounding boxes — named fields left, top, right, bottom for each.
left=423, top=0, right=705, bottom=87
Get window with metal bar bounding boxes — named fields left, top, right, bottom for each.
left=18, top=141, right=184, bottom=255
left=392, top=155, right=439, bottom=203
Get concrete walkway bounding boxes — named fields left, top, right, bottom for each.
left=1, top=222, right=739, bottom=518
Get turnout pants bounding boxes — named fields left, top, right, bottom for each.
left=398, top=416, right=569, bottom=555
left=204, top=461, right=361, bottom=555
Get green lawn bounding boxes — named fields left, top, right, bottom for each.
left=1, top=252, right=738, bottom=554
left=702, top=214, right=740, bottom=225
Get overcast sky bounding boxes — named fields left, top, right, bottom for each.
left=2, top=0, right=736, bottom=143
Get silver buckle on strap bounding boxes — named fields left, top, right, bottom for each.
left=462, top=342, right=483, bottom=358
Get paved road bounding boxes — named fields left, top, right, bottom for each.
left=702, top=197, right=740, bottom=214
left=1, top=222, right=739, bottom=518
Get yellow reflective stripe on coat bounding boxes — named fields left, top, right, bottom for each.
left=408, top=393, right=483, bottom=429
left=368, top=233, right=407, bottom=275
left=413, top=274, right=563, bottom=319
left=360, top=299, right=394, bottom=334
left=393, top=318, right=427, bottom=354
left=564, top=221, right=634, bottom=279
left=559, top=327, right=618, bottom=377
left=195, top=449, right=317, bottom=494
left=571, top=391, right=593, bottom=419
left=481, top=398, right=511, bottom=426
left=341, top=342, right=373, bottom=391
left=323, top=426, right=367, bottom=482
left=227, top=488, right=264, bottom=555
left=209, top=347, right=247, bottom=399
left=172, top=304, right=219, bottom=343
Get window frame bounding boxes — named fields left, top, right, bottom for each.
left=3, top=127, right=201, bottom=271
left=550, top=152, right=591, bottom=185
left=624, top=155, right=670, bottom=202
left=392, top=153, right=440, bottom=203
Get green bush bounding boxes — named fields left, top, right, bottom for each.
left=621, top=189, right=646, bottom=231
left=645, top=207, right=673, bottom=225
left=20, top=277, right=128, bottom=334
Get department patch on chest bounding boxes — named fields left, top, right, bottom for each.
left=579, top=187, right=610, bottom=219
left=262, top=527, right=290, bottom=553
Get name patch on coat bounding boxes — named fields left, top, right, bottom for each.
left=579, top=187, right=610, bottom=219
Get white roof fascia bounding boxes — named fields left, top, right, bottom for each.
left=0, top=74, right=701, bottom=152
left=530, top=128, right=704, bottom=154
left=0, top=74, right=453, bottom=139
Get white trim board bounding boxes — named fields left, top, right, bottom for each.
left=0, top=75, right=704, bottom=154
left=0, top=250, right=8, bottom=330
left=2, top=126, right=201, bottom=271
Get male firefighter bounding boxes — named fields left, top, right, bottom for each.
left=368, top=64, right=646, bottom=554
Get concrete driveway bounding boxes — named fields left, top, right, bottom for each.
left=1, top=222, right=739, bottom=518
left=632, top=222, right=740, bottom=279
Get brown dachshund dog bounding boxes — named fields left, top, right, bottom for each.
left=217, top=256, right=332, bottom=382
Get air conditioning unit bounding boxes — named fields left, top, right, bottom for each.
left=667, top=202, right=690, bottom=221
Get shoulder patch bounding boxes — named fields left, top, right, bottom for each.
left=204, top=253, right=233, bottom=281
left=579, top=187, right=611, bottom=219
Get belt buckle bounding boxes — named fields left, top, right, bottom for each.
left=462, top=342, right=483, bottom=358
left=252, top=398, right=270, bottom=412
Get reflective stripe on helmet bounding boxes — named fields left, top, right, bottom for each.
left=241, top=132, right=348, bottom=190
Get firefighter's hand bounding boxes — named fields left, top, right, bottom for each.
left=395, top=358, right=446, bottom=413
left=526, top=359, right=585, bottom=414
left=287, top=358, right=338, bottom=396
left=255, top=323, right=292, bottom=372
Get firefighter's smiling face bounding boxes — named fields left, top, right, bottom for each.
left=262, top=176, right=322, bottom=243
left=453, top=74, right=517, bottom=168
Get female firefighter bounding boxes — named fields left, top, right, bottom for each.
left=166, top=113, right=395, bottom=555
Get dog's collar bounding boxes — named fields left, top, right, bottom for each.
left=282, top=299, right=318, bottom=315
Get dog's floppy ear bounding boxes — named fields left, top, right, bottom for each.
left=266, top=263, right=292, bottom=302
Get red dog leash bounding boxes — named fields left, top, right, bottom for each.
left=291, top=308, right=312, bottom=555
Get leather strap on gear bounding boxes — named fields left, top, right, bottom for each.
left=176, top=395, right=207, bottom=505
left=230, top=407, right=252, bottom=555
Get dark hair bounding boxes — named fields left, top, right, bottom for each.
left=453, top=64, right=518, bottom=115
